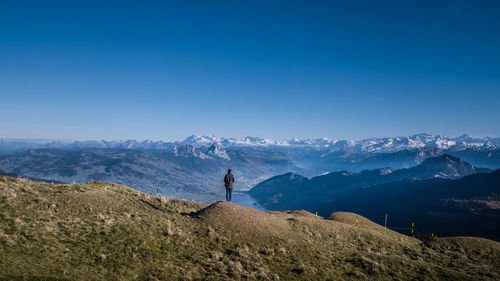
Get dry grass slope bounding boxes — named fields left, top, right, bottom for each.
left=1, top=176, right=499, bottom=280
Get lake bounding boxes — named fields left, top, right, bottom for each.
left=231, top=192, right=268, bottom=211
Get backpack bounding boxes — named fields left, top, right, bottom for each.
left=224, top=174, right=234, bottom=188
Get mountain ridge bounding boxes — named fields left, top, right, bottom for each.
left=2, top=133, right=499, bottom=153
left=250, top=154, right=490, bottom=203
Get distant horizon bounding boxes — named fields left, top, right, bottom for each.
left=1, top=132, right=499, bottom=143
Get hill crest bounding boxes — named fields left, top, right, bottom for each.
left=1, top=177, right=500, bottom=280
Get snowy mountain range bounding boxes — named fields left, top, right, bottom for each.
left=182, top=133, right=499, bottom=152
left=1, top=133, right=499, bottom=155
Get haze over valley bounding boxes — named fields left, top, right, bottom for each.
left=1, top=133, right=499, bottom=201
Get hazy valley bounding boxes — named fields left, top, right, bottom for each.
left=1, top=134, right=499, bottom=202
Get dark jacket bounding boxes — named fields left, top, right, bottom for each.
left=224, top=173, right=234, bottom=188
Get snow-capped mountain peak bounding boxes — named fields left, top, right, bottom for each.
left=206, top=142, right=230, bottom=160
left=172, top=144, right=211, bottom=159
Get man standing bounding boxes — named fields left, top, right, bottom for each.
left=224, top=169, right=234, bottom=202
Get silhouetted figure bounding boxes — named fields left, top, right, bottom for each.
left=224, top=169, right=234, bottom=202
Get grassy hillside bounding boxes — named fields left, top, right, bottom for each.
left=1, top=176, right=499, bottom=280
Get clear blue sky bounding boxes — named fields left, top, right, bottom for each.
left=1, top=0, right=499, bottom=140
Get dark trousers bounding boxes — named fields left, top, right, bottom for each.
left=225, top=188, right=232, bottom=202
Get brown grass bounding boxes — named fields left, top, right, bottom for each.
left=1, top=176, right=499, bottom=280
